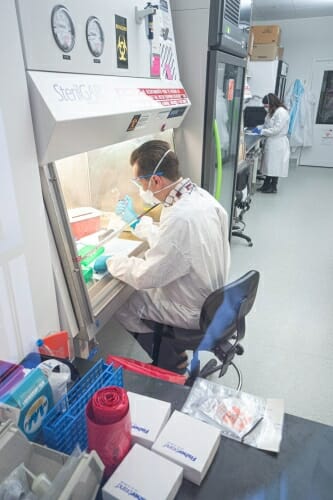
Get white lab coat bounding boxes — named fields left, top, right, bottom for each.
left=285, top=81, right=316, bottom=148
left=261, top=107, right=290, bottom=177
left=107, top=185, right=230, bottom=333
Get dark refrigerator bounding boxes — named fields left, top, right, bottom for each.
left=275, top=60, right=289, bottom=100
left=171, top=0, right=251, bottom=237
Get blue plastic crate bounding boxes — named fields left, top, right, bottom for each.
left=42, top=359, right=123, bottom=454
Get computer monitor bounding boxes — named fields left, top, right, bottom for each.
left=244, top=106, right=266, bottom=128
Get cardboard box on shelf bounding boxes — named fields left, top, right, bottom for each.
left=250, top=43, right=279, bottom=61
left=251, top=25, right=281, bottom=44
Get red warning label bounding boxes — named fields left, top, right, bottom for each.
left=140, top=88, right=189, bottom=106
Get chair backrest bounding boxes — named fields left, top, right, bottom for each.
left=197, top=270, right=260, bottom=353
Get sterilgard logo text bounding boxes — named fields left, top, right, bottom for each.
left=163, top=441, right=197, bottom=462
left=115, top=481, right=146, bottom=500
left=132, top=424, right=149, bottom=434
left=53, top=83, right=102, bottom=102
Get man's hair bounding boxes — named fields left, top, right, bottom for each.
left=130, top=140, right=180, bottom=181
left=262, top=93, right=287, bottom=116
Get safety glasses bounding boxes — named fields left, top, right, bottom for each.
left=131, top=171, right=164, bottom=188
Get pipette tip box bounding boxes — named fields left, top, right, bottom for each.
left=152, top=410, right=221, bottom=485
left=102, top=443, right=183, bottom=500
left=128, top=391, right=171, bottom=448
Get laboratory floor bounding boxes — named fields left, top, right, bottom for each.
left=94, top=164, right=333, bottom=426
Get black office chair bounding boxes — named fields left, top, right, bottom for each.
left=232, top=161, right=253, bottom=247
left=142, top=270, right=260, bottom=390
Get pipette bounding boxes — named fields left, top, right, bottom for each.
left=76, top=202, right=160, bottom=263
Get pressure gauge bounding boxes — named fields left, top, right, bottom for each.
left=51, top=5, right=75, bottom=53
left=86, top=16, right=104, bottom=58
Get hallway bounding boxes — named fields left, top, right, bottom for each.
left=227, top=164, right=333, bottom=425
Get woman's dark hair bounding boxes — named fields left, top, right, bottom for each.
left=130, top=140, right=180, bottom=181
left=262, top=93, right=287, bottom=116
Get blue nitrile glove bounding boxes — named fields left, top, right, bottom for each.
left=252, top=127, right=262, bottom=135
left=115, top=195, right=139, bottom=228
left=94, top=255, right=111, bottom=274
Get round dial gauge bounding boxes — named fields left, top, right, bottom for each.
left=51, top=5, right=75, bottom=53
left=86, top=17, right=104, bottom=57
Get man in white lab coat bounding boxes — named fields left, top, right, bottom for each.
left=103, top=140, right=230, bottom=368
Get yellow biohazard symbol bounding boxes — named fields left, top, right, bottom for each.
left=117, top=35, right=127, bottom=61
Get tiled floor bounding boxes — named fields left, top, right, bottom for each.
left=96, top=165, right=333, bottom=426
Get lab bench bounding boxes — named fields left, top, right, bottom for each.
left=3, top=354, right=332, bottom=499
left=125, top=371, right=333, bottom=499
left=74, top=357, right=333, bottom=500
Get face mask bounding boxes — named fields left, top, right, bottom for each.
left=139, top=186, right=160, bottom=205
left=137, top=148, right=173, bottom=206
left=139, top=178, right=181, bottom=205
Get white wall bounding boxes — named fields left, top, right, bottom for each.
left=253, top=17, right=333, bottom=90
left=0, top=0, right=59, bottom=362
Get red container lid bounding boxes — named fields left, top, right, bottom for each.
left=107, top=355, right=186, bottom=385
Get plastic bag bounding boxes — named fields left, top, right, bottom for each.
left=38, top=359, right=71, bottom=404
left=182, top=378, right=266, bottom=441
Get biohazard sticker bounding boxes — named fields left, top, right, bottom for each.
left=115, top=15, right=128, bottom=69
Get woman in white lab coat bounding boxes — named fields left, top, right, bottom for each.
left=259, top=93, right=290, bottom=193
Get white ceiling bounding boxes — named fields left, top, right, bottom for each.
left=252, top=0, right=333, bottom=21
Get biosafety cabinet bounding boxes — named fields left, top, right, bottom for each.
left=15, top=0, right=190, bottom=357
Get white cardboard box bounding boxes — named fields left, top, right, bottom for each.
left=152, top=410, right=221, bottom=485
left=102, top=444, right=183, bottom=500
left=128, top=392, right=171, bottom=448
